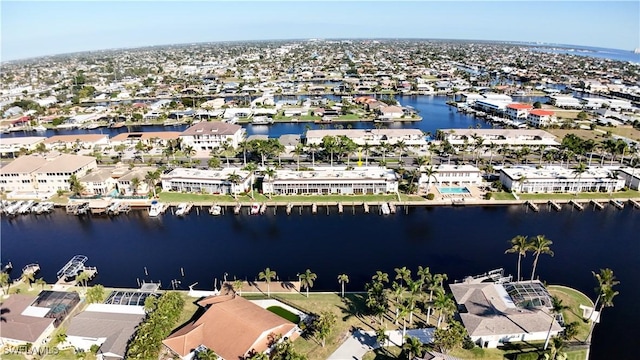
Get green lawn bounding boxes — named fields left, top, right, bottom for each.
left=489, top=192, right=517, bottom=200
left=518, top=190, right=640, bottom=200
left=158, top=192, right=237, bottom=203
left=548, top=285, right=594, bottom=342
left=267, top=305, right=301, bottom=323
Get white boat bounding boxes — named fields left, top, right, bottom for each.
left=381, top=202, right=391, bottom=215
left=209, top=204, right=222, bottom=216
left=39, top=202, right=54, bottom=213
left=149, top=200, right=165, bottom=217
left=252, top=116, right=274, bottom=125
left=175, top=203, right=188, bottom=216
left=33, top=125, right=47, bottom=132
left=18, top=200, right=35, bottom=214
left=259, top=203, right=267, bottom=215
left=250, top=203, right=260, bottom=215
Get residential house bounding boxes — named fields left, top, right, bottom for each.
left=505, top=103, right=533, bottom=120
left=180, top=122, right=245, bottom=151
left=0, top=137, right=46, bottom=157
left=162, top=294, right=298, bottom=360
left=161, top=168, right=253, bottom=196
left=305, top=129, right=427, bottom=146
left=499, top=166, right=624, bottom=193
left=527, top=109, right=556, bottom=128
left=262, top=167, right=398, bottom=195
left=42, top=134, right=109, bottom=151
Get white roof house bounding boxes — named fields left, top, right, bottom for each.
left=305, top=129, right=427, bottom=146
left=262, top=166, right=398, bottom=195
left=180, top=122, right=245, bottom=150
left=499, top=166, right=625, bottom=193
left=440, top=129, right=559, bottom=147
left=0, top=136, right=46, bottom=156
left=161, top=167, right=253, bottom=196
left=418, top=164, right=483, bottom=189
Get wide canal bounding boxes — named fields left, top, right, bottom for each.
left=1, top=204, right=637, bottom=359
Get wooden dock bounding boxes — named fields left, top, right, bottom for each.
left=548, top=200, right=562, bottom=211
left=590, top=200, right=604, bottom=210
left=609, top=199, right=624, bottom=210
left=525, top=201, right=539, bottom=212
left=569, top=200, right=584, bottom=211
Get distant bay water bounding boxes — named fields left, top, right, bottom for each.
left=1, top=204, right=638, bottom=359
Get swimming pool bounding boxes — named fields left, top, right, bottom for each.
left=437, top=186, right=471, bottom=194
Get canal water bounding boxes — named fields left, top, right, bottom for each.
left=1, top=94, right=549, bottom=140
left=1, top=204, right=637, bottom=359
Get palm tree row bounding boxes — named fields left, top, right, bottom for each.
left=505, top=234, right=554, bottom=281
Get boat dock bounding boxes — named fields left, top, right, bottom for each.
left=363, top=203, right=370, bottom=213
left=66, top=202, right=90, bottom=215
left=338, top=202, right=343, bottom=214
left=22, top=263, right=40, bottom=276
left=54, top=255, right=98, bottom=288
left=233, top=203, right=241, bottom=215
left=259, top=203, right=267, bottom=215
left=286, top=203, right=293, bottom=215
left=629, top=199, right=640, bottom=209
left=590, top=200, right=604, bottom=210
left=548, top=200, right=562, bottom=211
left=389, top=203, right=396, bottom=214
left=311, top=203, right=318, bottom=214
left=525, top=201, right=539, bottom=212
left=610, top=199, right=624, bottom=210
left=569, top=200, right=584, bottom=211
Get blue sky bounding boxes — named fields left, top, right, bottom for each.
left=2, top=1, right=639, bottom=61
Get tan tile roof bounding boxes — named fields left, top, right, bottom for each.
left=0, top=137, right=46, bottom=146
left=42, top=134, right=109, bottom=144
left=0, top=155, right=49, bottom=174
left=33, top=154, right=96, bottom=173
left=180, top=122, right=242, bottom=136
left=110, top=132, right=181, bottom=142
left=163, top=295, right=296, bottom=359
left=0, top=294, right=55, bottom=342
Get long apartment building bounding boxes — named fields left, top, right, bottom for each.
left=161, top=167, right=253, bottom=195
left=305, top=129, right=427, bottom=146
left=179, top=122, right=245, bottom=151
left=499, top=166, right=625, bottom=193
left=440, top=129, right=559, bottom=148
left=0, top=153, right=97, bottom=195
left=262, top=166, right=398, bottom=195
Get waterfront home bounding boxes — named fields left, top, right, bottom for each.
left=505, top=103, right=533, bottom=120
left=78, top=168, right=117, bottom=196
left=115, top=166, right=157, bottom=196
left=548, top=95, right=583, bottom=109
left=161, top=167, right=253, bottom=195
left=0, top=153, right=97, bottom=196
left=499, top=166, right=625, bottom=193
left=109, top=131, right=181, bottom=148
left=450, top=279, right=562, bottom=348
left=65, top=302, right=146, bottom=360
left=305, top=129, right=427, bottom=147
left=0, top=136, right=46, bottom=157
left=262, top=166, right=398, bottom=195
left=439, top=129, right=559, bottom=148
left=0, top=291, right=80, bottom=351
left=180, top=122, right=245, bottom=151
left=378, top=105, right=405, bottom=119
left=617, top=167, right=640, bottom=190
left=527, top=109, right=556, bottom=128
left=418, top=164, right=483, bottom=190
left=163, top=294, right=298, bottom=360
left=42, top=134, right=110, bottom=151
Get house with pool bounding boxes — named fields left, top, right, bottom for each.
left=450, top=271, right=563, bottom=348
left=418, top=164, right=483, bottom=195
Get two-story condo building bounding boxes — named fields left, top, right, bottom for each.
left=180, top=122, right=245, bottom=151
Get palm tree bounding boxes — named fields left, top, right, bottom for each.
left=505, top=235, right=532, bottom=281
left=571, top=162, right=588, bottom=193
left=258, top=267, right=277, bottom=297
left=544, top=295, right=569, bottom=350
left=394, top=266, right=411, bottom=287
left=395, top=140, right=407, bottom=162
left=530, top=235, right=554, bottom=281
left=337, top=274, right=349, bottom=297
left=372, top=271, right=389, bottom=284
left=35, top=277, right=46, bottom=290
left=423, top=165, right=438, bottom=192
left=592, top=268, right=619, bottom=311
left=68, top=174, right=85, bottom=196
left=130, top=176, right=141, bottom=196
left=403, top=336, right=424, bottom=360
left=232, top=279, right=243, bottom=296
left=375, top=327, right=389, bottom=348
left=361, top=142, right=373, bottom=166
left=586, top=286, right=618, bottom=343
left=264, top=167, right=276, bottom=199
left=144, top=170, right=161, bottom=198
left=293, top=143, right=305, bottom=171
left=0, top=272, right=10, bottom=293
left=434, top=291, right=455, bottom=328
left=196, top=348, right=219, bottom=360
left=76, top=271, right=91, bottom=290
left=183, top=145, right=196, bottom=167
left=307, top=143, right=320, bottom=168
left=21, top=270, right=35, bottom=288
left=226, top=172, right=242, bottom=200
left=299, top=269, right=317, bottom=297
